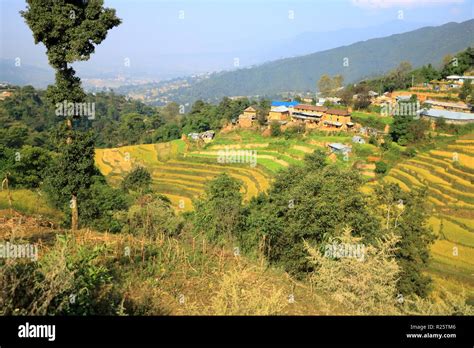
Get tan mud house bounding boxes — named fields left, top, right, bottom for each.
left=291, top=104, right=353, bottom=130
left=238, top=106, right=260, bottom=128
left=268, top=106, right=291, bottom=123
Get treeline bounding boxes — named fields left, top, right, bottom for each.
left=0, top=85, right=271, bottom=231
left=0, top=86, right=271, bottom=149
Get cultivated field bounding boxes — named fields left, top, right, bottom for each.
left=95, top=130, right=381, bottom=210
left=384, top=134, right=474, bottom=300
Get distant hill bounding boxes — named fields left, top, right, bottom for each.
left=173, top=20, right=474, bottom=101
left=0, top=59, right=53, bottom=88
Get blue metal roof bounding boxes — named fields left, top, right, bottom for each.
left=418, top=108, right=474, bottom=121
left=271, top=101, right=300, bottom=107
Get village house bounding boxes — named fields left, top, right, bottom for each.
left=291, top=104, right=353, bottom=130
left=446, top=75, right=474, bottom=84
left=323, top=108, right=354, bottom=130
left=0, top=90, right=13, bottom=100
left=238, top=106, right=260, bottom=128
left=187, top=130, right=216, bottom=143
left=268, top=106, right=291, bottom=123
left=271, top=100, right=299, bottom=109
left=291, top=104, right=328, bottom=128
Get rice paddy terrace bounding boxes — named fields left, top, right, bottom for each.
left=94, top=130, right=373, bottom=211
left=95, top=136, right=275, bottom=212
left=383, top=133, right=474, bottom=299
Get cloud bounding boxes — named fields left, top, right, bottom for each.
left=351, top=0, right=465, bottom=9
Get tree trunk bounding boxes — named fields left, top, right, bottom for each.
left=71, top=194, right=78, bottom=231
left=66, top=118, right=76, bottom=230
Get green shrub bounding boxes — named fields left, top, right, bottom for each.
left=375, top=161, right=388, bottom=174
left=121, top=166, right=152, bottom=193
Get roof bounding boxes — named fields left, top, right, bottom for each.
left=271, top=106, right=289, bottom=113
left=294, top=104, right=328, bottom=112
left=424, top=100, right=470, bottom=110
left=328, top=143, right=350, bottom=151
left=418, top=109, right=474, bottom=121
left=244, top=106, right=258, bottom=112
left=396, top=95, right=411, bottom=101
left=271, top=101, right=299, bottom=107
left=326, top=108, right=351, bottom=116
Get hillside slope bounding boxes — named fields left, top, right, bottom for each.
left=175, top=20, right=474, bottom=100
left=383, top=133, right=474, bottom=299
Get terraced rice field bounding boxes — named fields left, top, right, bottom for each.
left=95, top=139, right=273, bottom=211
left=95, top=130, right=380, bottom=210
left=384, top=135, right=474, bottom=298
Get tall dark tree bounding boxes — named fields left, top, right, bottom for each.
left=21, top=0, right=121, bottom=230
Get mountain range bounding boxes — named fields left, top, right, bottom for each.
left=170, top=19, right=474, bottom=102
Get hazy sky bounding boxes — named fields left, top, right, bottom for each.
left=1, top=0, right=473, bottom=79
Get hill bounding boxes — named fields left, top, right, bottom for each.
left=170, top=20, right=474, bottom=101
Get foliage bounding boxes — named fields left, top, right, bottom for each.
left=242, top=151, right=380, bottom=275
left=306, top=228, right=401, bottom=315
left=192, top=174, right=243, bottom=243
left=375, top=184, right=436, bottom=297
left=122, top=194, right=183, bottom=237
left=0, top=235, right=119, bottom=315
left=6, top=145, right=52, bottom=189
left=375, top=161, right=388, bottom=174
left=43, top=129, right=96, bottom=210
left=76, top=177, right=129, bottom=233
left=270, top=121, right=282, bottom=137
left=121, top=166, right=152, bottom=194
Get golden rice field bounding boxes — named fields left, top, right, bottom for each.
left=95, top=139, right=273, bottom=211
left=384, top=135, right=474, bottom=299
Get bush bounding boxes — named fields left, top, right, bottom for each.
left=0, top=235, right=120, bottom=315
left=305, top=229, right=401, bottom=315
left=122, top=194, right=183, bottom=237
left=77, top=178, right=129, bottom=232
left=375, top=161, right=388, bottom=174
left=121, top=166, right=152, bottom=193
left=270, top=121, right=282, bottom=137
left=403, top=147, right=417, bottom=158
left=193, top=174, right=242, bottom=243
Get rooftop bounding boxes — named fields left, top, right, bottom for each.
left=271, top=106, right=289, bottom=113
left=271, top=100, right=300, bottom=107
left=424, top=100, right=471, bottom=110
left=418, top=108, right=474, bottom=121
left=327, top=108, right=351, bottom=116
left=294, top=104, right=327, bottom=112
left=328, top=143, right=351, bottom=151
